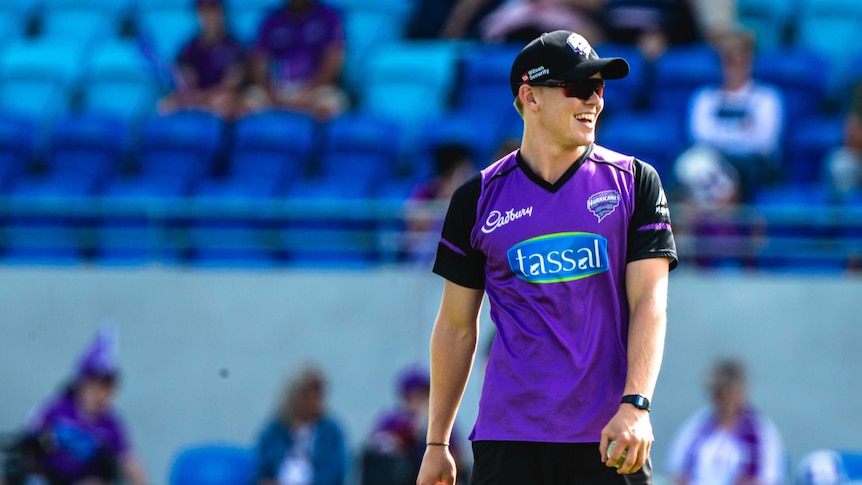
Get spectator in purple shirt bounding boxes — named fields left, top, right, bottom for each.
left=245, top=0, right=348, bottom=120
left=14, top=326, right=148, bottom=485
left=159, top=0, right=247, bottom=119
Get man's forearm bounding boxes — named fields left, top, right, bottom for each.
left=426, top=317, right=478, bottom=443
left=624, top=296, right=666, bottom=399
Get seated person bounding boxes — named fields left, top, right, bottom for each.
left=245, top=0, right=348, bottom=120
left=255, top=365, right=347, bottom=485
left=601, top=0, right=703, bottom=60
left=679, top=28, right=784, bottom=202
left=159, top=0, right=246, bottom=119
left=479, top=0, right=606, bottom=43
left=823, top=82, right=862, bottom=200
left=8, top=327, right=147, bottom=485
left=363, top=367, right=467, bottom=485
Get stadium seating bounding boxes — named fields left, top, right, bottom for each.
left=38, top=5, right=112, bottom=48
left=737, top=0, right=793, bottom=50
left=0, top=114, right=36, bottom=193
left=12, top=114, right=127, bottom=198
left=0, top=39, right=86, bottom=124
left=753, top=48, right=830, bottom=119
left=168, top=443, right=257, bottom=485
left=318, top=111, right=402, bottom=186
left=410, top=109, right=505, bottom=181
left=651, top=44, right=723, bottom=116
left=359, top=41, right=461, bottom=138
left=104, top=110, right=224, bottom=199
left=136, top=5, right=198, bottom=63
left=80, top=41, right=162, bottom=123
left=597, top=112, right=686, bottom=179
left=783, top=114, right=844, bottom=184
left=795, top=0, right=862, bottom=88
left=454, top=43, right=522, bottom=115
left=593, top=43, right=647, bottom=113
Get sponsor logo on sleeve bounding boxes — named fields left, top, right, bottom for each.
left=655, top=188, right=669, bottom=217
left=506, top=232, right=609, bottom=283
left=587, top=190, right=621, bottom=222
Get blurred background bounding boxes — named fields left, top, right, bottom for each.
left=0, top=0, right=860, bottom=484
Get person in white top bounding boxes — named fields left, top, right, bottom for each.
left=681, top=28, right=784, bottom=202
left=666, top=358, right=785, bottom=485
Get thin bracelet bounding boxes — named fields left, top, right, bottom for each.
left=426, top=442, right=449, bottom=447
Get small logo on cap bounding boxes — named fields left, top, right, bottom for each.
left=521, top=72, right=530, bottom=82
left=566, top=33, right=592, bottom=58
left=527, top=65, right=550, bottom=81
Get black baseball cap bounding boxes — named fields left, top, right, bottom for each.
left=510, top=30, right=630, bottom=97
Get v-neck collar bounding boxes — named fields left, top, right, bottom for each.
left=516, top=144, right=594, bottom=194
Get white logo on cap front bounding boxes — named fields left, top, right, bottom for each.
left=566, top=33, right=592, bottom=58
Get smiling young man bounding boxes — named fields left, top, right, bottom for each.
left=416, top=31, right=678, bottom=485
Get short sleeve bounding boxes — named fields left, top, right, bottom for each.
left=432, top=175, right=486, bottom=289
left=627, top=160, right=678, bottom=270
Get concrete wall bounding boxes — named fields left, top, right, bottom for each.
left=0, top=268, right=860, bottom=484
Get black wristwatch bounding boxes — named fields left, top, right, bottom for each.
left=621, top=394, right=650, bottom=412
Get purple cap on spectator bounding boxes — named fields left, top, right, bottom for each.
left=75, top=325, right=120, bottom=381
left=398, top=366, right=430, bottom=397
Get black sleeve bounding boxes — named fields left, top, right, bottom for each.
left=432, top=174, right=486, bottom=289
left=627, top=160, right=679, bottom=270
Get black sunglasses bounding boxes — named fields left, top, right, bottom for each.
left=527, top=79, right=605, bottom=100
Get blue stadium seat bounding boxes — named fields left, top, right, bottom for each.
left=783, top=114, right=844, bottom=184
left=43, top=0, right=135, bottom=15
left=197, top=109, right=316, bottom=198
left=169, top=443, right=257, bottom=485
left=0, top=39, right=86, bottom=123
left=282, top=178, right=379, bottom=266
left=39, top=6, right=111, bottom=47
left=454, top=43, right=522, bottom=116
left=410, top=109, right=503, bottom=180
left=0, top=9, right=23, bottom=44
left=597, top=112, right=686, bottom=179
left=1, top=213, right=87, bottom=266
left=319, top=111, right=401, bottom=186
left=223, top=0, right=279, bottom=11
left=737, top=0, right=793, bottom=50
left=337, top=0, right=413, bottom=90
left=12, top=114, right=127, bottom=198
left=186, top=209, right=280, bottom=268
left=80, top=41, right=161, bottom=123
left=593, top=43, right=647, bottom=113
left=137, top=6, right=199, bottom=62
left=0, top=114, right=36, bottom=193
left=795, top=0, right=862, bottom=88
left=228, top=7, right=270, bottom=46
left=104, top=110, right=224, bottom=199
left=753, top=48, right=830, bottom=119
left=359, top=41, right=460, bottom=135
left=651, top=44, right=722, bottom=116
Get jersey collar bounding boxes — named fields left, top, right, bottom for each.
left=515, top=144, right=594, bottom=193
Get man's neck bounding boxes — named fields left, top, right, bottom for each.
left=519, top=129, right=589, bottom=184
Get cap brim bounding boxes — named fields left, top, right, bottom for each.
left=561, top=57, right=629, bottom=81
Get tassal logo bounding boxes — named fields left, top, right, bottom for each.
left=506, top=232, right=609, bottom=283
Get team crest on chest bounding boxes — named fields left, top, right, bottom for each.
left=587, top=190, right=621, bottom=222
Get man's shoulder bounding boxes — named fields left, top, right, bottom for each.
left=480, top=150, right=519, bottom=183
left=589, top=144, right=636, bottom=173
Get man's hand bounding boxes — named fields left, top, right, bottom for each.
left=416, top=445, right=457, bottom=485
left=599, top=404, right=653, bottom=474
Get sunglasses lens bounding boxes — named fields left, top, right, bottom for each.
left=564, top=80, right=604, bottom=99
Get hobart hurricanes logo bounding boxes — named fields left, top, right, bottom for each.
left=588, top=190, right=621, bottom=222
left=506, top=232, right=609, bottom=283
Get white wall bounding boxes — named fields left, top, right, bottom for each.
left=0, top=268, right=859, bottom=484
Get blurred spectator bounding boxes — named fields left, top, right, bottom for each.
left=689, top=0, right=737, bottom=43
left=403, top=143, right=476, bottom=264
left=823, top=82, right=862, bottom=200
left=158, top=0, right=247, bottom=119
left=602, top=0, right=702, bottom=60
left=245, top=0, right=348, bottom=121
left=406, top=0, right=504, bottom=39
left=667, top=358, right=785, bottom=485
left=679, top=28, right=783, bottom=202
left=672, top=145, right=764, bottom=269
left=3, top=326, right=148, bottom=485
left=479, top=0, right=606, bottom=43
left=362, top=366, right=467, bottom=485
left=255, top=364, right=347, bottom=485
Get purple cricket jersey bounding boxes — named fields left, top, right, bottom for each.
left=255, top=3, right=344, bottom=85
left=27, top=392, right=130, bottom=479
left=177, top=35, right=245, bottom=90
left=433, top=144, right=677, bottom=443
